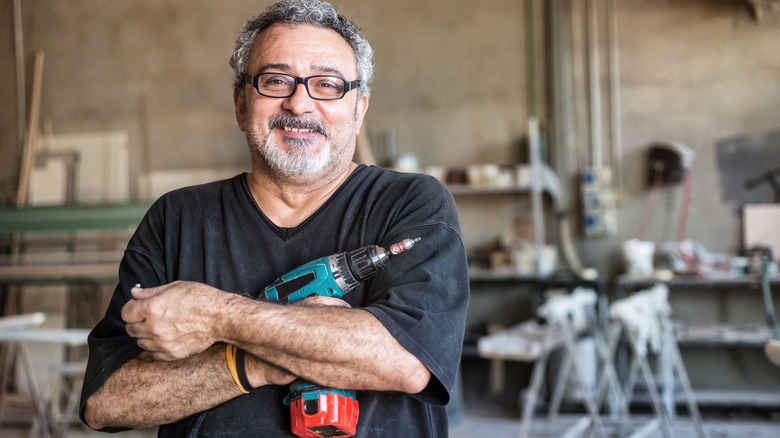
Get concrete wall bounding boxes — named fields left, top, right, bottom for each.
left=1, top=0, right=779, bottom=274
left=616, top=0, right=780, bottom=258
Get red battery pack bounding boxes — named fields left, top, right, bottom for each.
left=289, top=391, right=359, bottom=438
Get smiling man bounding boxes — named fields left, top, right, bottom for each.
left=79, top=1, right=469, bottom=437
left=240, top=26, right=364, bottom=181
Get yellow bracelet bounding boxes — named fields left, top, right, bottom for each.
left=225, top=344, right=250, bottom=394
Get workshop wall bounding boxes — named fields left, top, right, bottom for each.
left=0, top=0, right=527, bottom=202
left=1, top=0, right=779, bottom=273
left=612, top=0, right=780, bottom=266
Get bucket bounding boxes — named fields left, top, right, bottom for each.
left=623, top=239, right=655, bottom=276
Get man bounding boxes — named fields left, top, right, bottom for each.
left=80, top=0, right=469, bottom=436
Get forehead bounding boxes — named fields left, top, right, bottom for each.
left=249, top=24, right=358, bottom=77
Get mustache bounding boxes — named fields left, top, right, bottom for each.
left=268, top=116, right=328, bottom=136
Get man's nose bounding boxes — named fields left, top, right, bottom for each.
left=283, top=83, right=317, bottom=114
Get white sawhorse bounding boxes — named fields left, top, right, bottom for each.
left=602, top=283, right=706, bottom=438
left=479, top=288, right=624, bottom=438
left=0, top=314, right=90, bottom=438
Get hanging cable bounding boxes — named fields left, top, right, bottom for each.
left=677, top=167, right=692, bottom=243
left=634, top=163, right=663, bottom=240
left=675, top=167, right=701, bottom=275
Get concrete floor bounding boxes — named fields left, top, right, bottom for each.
left=449, top=413, right=780, bottom=437
left=2, top=411, right=780, bottom=437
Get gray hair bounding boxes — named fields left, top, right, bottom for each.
left=229, top=0, right=374, bottom=97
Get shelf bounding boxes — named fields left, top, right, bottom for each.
left=615, top=274, right=780, bottom=300
left=469, top=269, right=604, bottom=290
left=617, top=274, right=780, bottom=290
left=448, top=184, right=532, bottom=196
left=675, top=323, right=773, bottom=348
left=446, top=163, right=562, bottom=206
left=469, top=269, right=543, bottom=282
left=630, top=388, right=780, bottom=408
left=694, top=389, right=780, bottom=407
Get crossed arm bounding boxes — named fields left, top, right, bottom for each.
left=82, top=281, right=430, bottom=430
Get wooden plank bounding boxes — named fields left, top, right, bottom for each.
left=0, top=328, right=90, bottom=346
left=0, top=263, right=118, bottom=283
left=0, top=313, right=45, bottom=330
left=16, top=50, right=45, bottom=207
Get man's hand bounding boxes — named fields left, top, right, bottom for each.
left=122, top=281, right=224, bottom=361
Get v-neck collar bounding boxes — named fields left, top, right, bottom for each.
left=239, top=166, right=367, bottom=241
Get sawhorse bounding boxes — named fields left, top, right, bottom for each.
left=602, top=283, right=706, bottom=438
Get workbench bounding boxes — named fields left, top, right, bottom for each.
left=462, top=270, right=606, bottom=411
left=615, top=274, right=780, bottom=408
left=467, top=269, right=607, bottom=345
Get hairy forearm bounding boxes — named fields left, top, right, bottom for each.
left=225, top=296, right=430, bottom=394
left=83, top=345, right=240, bottom=430
left=118, top=282, right=430, bottom=403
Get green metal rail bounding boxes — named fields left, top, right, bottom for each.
left=0, top=203, right=151, bottom=235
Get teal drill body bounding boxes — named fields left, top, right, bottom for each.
left=261, top=248, right=368, bottom=304
left=259, top=238, right=420, bottom=438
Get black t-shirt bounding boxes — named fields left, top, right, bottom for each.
left=80, top=165, right=470, bottom=437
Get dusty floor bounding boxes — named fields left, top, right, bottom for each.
left=449, top=412, right=780, bottom=437
left=2, top=411, right=779, bottom=437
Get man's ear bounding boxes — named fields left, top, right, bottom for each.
left=355, top=94, right=370, bottom=136
left=233, top=88, right=245, bottom=132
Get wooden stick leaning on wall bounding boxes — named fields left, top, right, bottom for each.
left=5, top=50, right=44, bottom=316
left=16, top=49, right=45, bottom=207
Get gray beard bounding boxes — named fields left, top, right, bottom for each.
left=260, top=134, right=331, bottom=175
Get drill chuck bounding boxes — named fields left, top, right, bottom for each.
left=328, top=246, right=390, bottom=293
left=334, top=238, right=422, bottom=292
left=347, top=246, right=389, bottom=283
left=341, top=237, right=422, bottom=286
left=328, top=252, right=360, bottom=293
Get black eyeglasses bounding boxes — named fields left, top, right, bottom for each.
left=245, top=72, right=361, bottom=101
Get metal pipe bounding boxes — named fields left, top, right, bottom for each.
left=525, top=0, right=539, bottom=119
left=529, top=118, right=546, bottom=274
left=570, top=0, right=588, bottom=172
left=550, top=0, right=585, bottom=272
left=550, top=0, right=574, bottom=193
left=607, top=0, right=624, bottom=194
left=587, top=0, right=604, bottom=168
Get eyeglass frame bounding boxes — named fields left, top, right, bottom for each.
left=244, top=72, right=362, bottom=101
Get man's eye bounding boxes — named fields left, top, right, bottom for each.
left=263, top=78, right=286, bottom=86
left=312, top=78, right=343, bottom=90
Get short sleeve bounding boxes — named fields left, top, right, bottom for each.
left=362, top=176, right=470, bottom=405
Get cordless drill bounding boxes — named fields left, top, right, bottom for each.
left=260, top=238, right=421, bottom=438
